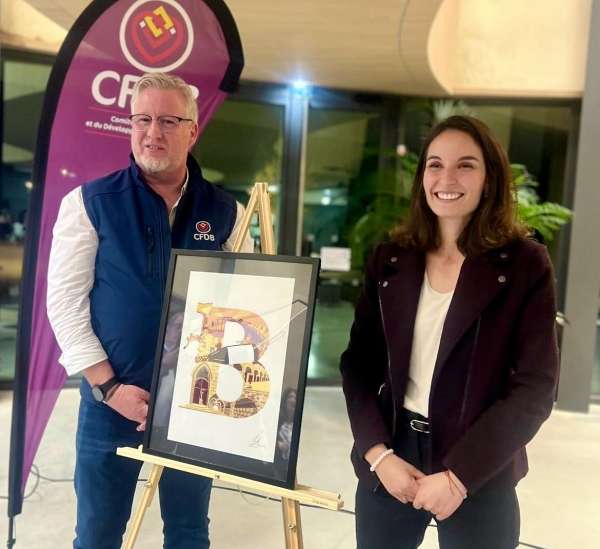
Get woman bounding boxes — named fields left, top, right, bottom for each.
left=278, top=388, right=296, bottom=458
left=273, top=388, right=297, bottom=478
left=340, top=115, right=559, bottom=549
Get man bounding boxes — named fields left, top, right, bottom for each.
left=47, top=72, right=253, bottom=549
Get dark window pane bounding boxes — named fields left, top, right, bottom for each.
left=302, top=108, right=382, bottom=381
left=1, top=60, right=51, bottom=381
left=194, top=100, right=284, bottom=250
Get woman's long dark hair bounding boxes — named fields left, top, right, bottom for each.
left=392, top=115, right=529, bottom=255
left=278, top=387, right=296, bottom=427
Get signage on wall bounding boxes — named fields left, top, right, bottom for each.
left=320, top=247, right=352, bottom=272
left=8, top=0, right=244, bottom=526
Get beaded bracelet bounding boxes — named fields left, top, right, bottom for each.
left=369, top=448, right=394, bottom=472
left=445, top=470, right=467, bottom=499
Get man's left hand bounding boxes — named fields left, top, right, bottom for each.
left=412, top=472, right=465, bottom=520
left=105, top=383, right=149, bottom=431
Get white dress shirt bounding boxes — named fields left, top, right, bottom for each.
left=47, top=175, right=254, bottom=376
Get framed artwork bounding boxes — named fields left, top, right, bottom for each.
left=143, top=250, right=320, bottom=489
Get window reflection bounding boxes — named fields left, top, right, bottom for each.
left=1, top=59, right=51, bottom=381
left=302, top=108, right=381, bottom=382
left=194, top=100, right=284, bottom=250
left=0, top=60, right=579, bottom=393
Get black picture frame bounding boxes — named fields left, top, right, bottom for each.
left=142, top=249, right=320, bottom=489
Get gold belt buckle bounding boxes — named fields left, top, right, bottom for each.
left=410, top=419, right=430, bottom=434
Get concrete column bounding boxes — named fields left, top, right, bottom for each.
left=278, top=85, right=310, bottom=256
left=557, top=0, right=600, bottom=411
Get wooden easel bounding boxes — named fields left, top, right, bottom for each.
left=118, top=182, right=343, bottom=549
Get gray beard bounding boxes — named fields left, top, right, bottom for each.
left=136, top=155, right=175, bottom=174
left=135, top=148, right=190, bottom=176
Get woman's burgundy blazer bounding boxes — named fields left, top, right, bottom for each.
left=340, top=238, right=559, bottom=494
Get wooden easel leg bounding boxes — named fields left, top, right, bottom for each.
left=232, top=182, right=276, bottom=255
left=281, top=497, right=304, bottom=549
left=232, top=185, right=260, bottom=253
left=123, top=464, right=164, bottom=549
left=257, top=183, right=276, bottom=255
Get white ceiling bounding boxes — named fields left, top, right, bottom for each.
left=21, top=0, right=447, bottom=95
left=5, top=0, right=591, bottom=98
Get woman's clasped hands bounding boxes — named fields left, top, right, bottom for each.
left=373, top=451, right=466, bottom=520
left=373, top=452, right=424, bottom=503
left=412, top=471, right=466, bottom=520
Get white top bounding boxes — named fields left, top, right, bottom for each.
left=47, top=174, right=254, bottom=376
left=403, top=273, right=454, bottom=418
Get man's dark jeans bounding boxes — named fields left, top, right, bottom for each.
left=74, top=398, right=212, bottom=549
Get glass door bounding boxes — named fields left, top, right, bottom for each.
left=1, top=58, right=52, bottom=382
left=195, top=99, right=285, bottom=251
left=301, top=106, right=383, bottom=382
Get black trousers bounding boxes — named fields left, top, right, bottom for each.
left=355, top=410, right=520, bottom=549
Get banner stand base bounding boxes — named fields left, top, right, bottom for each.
left=8, top=516, right=16, bottom=549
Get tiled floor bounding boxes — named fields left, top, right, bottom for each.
left=1, top=387, right=599, bottom=549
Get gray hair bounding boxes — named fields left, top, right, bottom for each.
left=131, top=72, right=198, bottom=123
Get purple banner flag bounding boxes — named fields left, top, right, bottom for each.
left=8, top=0, right=243, bottom=523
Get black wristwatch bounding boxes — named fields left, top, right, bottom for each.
left=91, top=377, right=120, bottom=403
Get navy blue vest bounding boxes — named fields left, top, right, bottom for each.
left=80, top=154, right=237, bottom=402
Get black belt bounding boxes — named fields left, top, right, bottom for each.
left=404, top=409, right=429, bottom=434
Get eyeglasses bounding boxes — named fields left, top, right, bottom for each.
left=129, top=114, right=193, bottom=132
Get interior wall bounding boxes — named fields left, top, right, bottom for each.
left=427, top=0, right=459, bottom=93
left=449, top=0, right=592, bottom=98
left=0, top=0, right=593, bottom=100
left=1, top=0, right=66, bottom=52
left=396, top=0, right=447, bottom=96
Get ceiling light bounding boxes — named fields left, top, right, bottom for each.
left=291, top=80, right=312, bottom=98
left=293, top=80, right=308, bottom=90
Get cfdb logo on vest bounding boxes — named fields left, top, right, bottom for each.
left=194, top=221, right=214, bottom=241
left=120, top=0, right=194, bottom=72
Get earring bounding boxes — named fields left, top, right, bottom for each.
left=484, top=187, right=490, bottom=199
